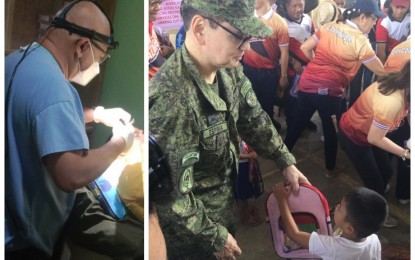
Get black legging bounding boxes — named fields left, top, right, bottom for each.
left=338, top=128, right=392, bottom=195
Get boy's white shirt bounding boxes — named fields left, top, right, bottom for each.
left=309, top=232, right=381, bottom=260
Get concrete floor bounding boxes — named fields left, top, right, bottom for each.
left=234, top=112, right=410, bottom=260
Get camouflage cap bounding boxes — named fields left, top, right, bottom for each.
left=183, top=0, right=272, bottom=38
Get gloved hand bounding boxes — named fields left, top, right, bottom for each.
left=112, top=121, right=135, bottom=151
left=94, top=106, right=132, bottom=127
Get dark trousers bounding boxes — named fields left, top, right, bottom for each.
left=348, top=65, right=375, bottom=108
left=64, top=187, right=144, bottom=260
left=284, top=88, right=298, bottom=135
left=338, top=129, right=392, bottom=195
left=243, top=65, right=279, bottom=127
left=388, top=120, right=411, bottom=200
left=6, top=248, right=51, bottom=260
left=284, top=91, right=344, bottom=170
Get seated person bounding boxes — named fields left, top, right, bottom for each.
left=273, top=183, right=387, bottom=260
left=63, top=129, right=144, bottom=260
left=117, top=129, right=145, bottom=222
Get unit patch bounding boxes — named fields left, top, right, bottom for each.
left=179, top=166, right=194, bottom=194
left=245, top=89, right=258, bottom=107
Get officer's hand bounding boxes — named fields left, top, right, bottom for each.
left=112, top=121, right=135, bottom=152
left=94, top=106, right=131, bottom=127
left=214, top=233, right=242, bottom=260
left=282, top=165, right=310, bottom=195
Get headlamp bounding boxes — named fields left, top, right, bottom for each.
left=51, top=0, right=119, bottom=49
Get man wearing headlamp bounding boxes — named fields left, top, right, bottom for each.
left=5, top=1, right=134, bottom=258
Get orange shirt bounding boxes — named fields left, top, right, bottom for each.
left=243, top=9, right=289, bottom=69
left=384, top=38, right=410, bottom=72
left=298, top=21, right=376, bottom=97
left=340, top=82, right=407, bottom=146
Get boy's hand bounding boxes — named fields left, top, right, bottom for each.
left=273, top=183, right=291, bottom=202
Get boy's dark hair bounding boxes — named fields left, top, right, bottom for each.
left=344, top=187, right=388, bottom=238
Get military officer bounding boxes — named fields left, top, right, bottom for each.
left=149, top=0, right=309, bottom=259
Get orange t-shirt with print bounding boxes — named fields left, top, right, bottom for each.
left=243, top=9, right=289, bottom=69
left=298, top=21, right=376, bottom=97
left=384, top=38, right=410, bottom=72
left=340, top=82, right=408, bottom=146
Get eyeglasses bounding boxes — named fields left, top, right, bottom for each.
left=91, top=40, right=111, bottom=64
left=203, top=17, right=252, bottom=49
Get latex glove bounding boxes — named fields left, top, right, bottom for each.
left=94, top=106, right=131, bottom=127
left=214, top=233, right=242, bottom=260
left=112, top=121, right=135, bottom=151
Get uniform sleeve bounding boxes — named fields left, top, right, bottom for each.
left=356, top=36, right=377, bottom=64
left=372, top=93, right=404, bottom=130
left=149, top=89, right=228, bottom=253
left=34, top=101, right=89, bottom=157
left=289, top=37, right=310, bottom=64
left=376, top=18, right=388, bottom=43
left=234, top=66, right=296, bottom=169
left=276, top=16, right=289, bottom=47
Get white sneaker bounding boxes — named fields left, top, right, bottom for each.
left=383, top=216, right=398, bottom=228
left=398, top=199, right=410, bottom=205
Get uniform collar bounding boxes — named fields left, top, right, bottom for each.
left=345, top=19, right=359, bottom=30
left=181, top=47, right=228, bottom=111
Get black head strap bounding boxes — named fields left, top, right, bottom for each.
left=51, top=0, right=119, bottom=49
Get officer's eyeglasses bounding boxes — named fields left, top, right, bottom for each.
left=91, top=40, right=111, bottom=64
left=203, top=17, right=252, bottom=49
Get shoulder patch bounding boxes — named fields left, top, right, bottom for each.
left=245, top=89, right=258, bottom=107
left=179, top=166, right=194, bottom=194
left=178, top=149, right=200, bottom=168
left=240, top=78, right=258, bottom=108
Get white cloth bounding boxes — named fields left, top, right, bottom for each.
left=309, top=232, right=381, bottom=260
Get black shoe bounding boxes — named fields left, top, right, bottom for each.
left=306, top=121, right=317, bottom=131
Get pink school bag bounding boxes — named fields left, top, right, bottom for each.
left=265, top=183, right=333, bottom=259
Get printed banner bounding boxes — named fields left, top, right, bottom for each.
left=154, top=0, right=183, bottom=30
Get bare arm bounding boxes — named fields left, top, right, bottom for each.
left=239, top=151, right=257, bottom=160
left=279, top=45, right=290, bottom=91
left=367, top=124, right=410, bottom=159
left=300, top=37, right=317, bottom=61
left=363, top=57, right=385, bottom=76
left=273, top=183, right=311, bottom=249
left=83, top=107, right=95, bottom=123
left=43, top=136, right=126, bottom=192
left=376, top=42, right=387, bottom=64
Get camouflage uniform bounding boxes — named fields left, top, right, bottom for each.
left=149, top=46, right=296, bottom=259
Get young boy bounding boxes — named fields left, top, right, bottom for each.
left=273, top=183, right=388, bottom=259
